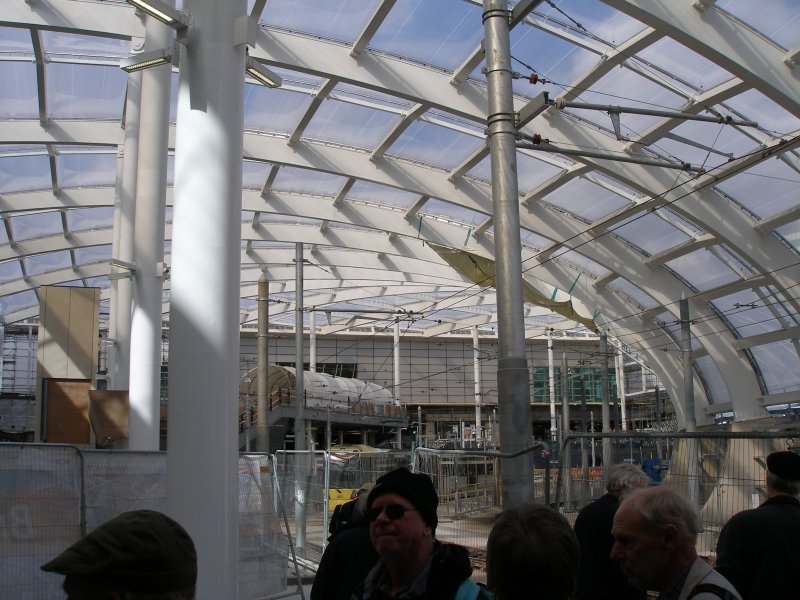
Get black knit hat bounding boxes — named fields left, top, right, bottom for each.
left=368, top=468, right=439, bottom=534
left=767, top=450, right=800, bottom=481
left=41, top=509, right=197, bottom=593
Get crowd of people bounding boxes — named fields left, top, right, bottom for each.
left=40, top=450, right=799, bottom=599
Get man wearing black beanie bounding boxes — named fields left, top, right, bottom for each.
left=716, top=450, right=800, bottom=599
left=350, top=467, right=491, bottom=600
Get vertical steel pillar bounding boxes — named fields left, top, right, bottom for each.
left=294, top=242, right=307, bottom=554
left=472, top=326, right=482, bottom=441
left=295, top=242, right=306, bottom=448
left=483, top=0, right=532, bottom=508
left=600, top=333, right=611, bottom=467
left=309, top=308, right=316, bottom=372
left=561, top=351, right=572, bottom=507
left=256, top=271, right=269, bottom=452
left=166, top=0, right=245, bottom=596
left=615, top=347, right=628, bottom=431
left=394, top=318, right=402, bottom=448
left=547, top=330, right=557, bottom=442
left=681, top=295, right=699, bottom=504
left=128, top=13, right=172, bottom=451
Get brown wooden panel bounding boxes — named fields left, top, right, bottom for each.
left=45, top=379, right=91, bottom=444
left=38, top=287, right=72, bottom=379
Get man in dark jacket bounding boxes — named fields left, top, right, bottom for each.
left=715, top=450, right=800, bottom=600
left=312, top=484, right=380, bottom=600
left=350, top=468, right=490, bottom=600
left=573, top=463, right=650, bottom=600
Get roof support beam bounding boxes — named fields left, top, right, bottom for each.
left=448, top=145, right=488, bottom=181
left=351, top=0, right=396, bottom=58
left=260, top=163, right=280, bottom=197
left=30, top=29, right=47, bottom=125
left=644, top=233, right=716, bottom=267
left=288, top=78, right=337, bottom=145
left=733, top=325, right=800, bottom=351
left=754, top=204, right=800, bottom=233
left=372, top=103, right=428, bottom=159
left=333, top=177, right=355, bottom=208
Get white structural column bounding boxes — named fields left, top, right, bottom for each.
left=294, top=242, right=307, bottom=555
left=681, top=295, right=700, bottom=505
left=309, top=308, right=316, bottom=372
left=128, top=14, right=172, bottom=451
left=472, top=326, right=482, bottom=440
left=256, top=271, right=269, bottom=452
left=166, top=1, right=245, bottom=597
left=484, top=0, right=533, bottom=507
left=394, top=318, right=402, bottom=448
left=616, top=348, right=628, bottom=431
left=108, top=69, right=141, bottom=394
left=547, top=330, right=556, bottom=442
left=600, top=333, right=611, bottom=467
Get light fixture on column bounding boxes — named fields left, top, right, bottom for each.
left=126, top=0, right=188, bottom=29
left=120, top=44, right=178, bottom=73
left=245, top=56, right=282, bottom=88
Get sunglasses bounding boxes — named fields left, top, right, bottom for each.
left=366, top=503, right=417, bottom=523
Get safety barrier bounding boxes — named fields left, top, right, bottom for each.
left=0, top=444, right=296, bottom=600
left=554, top=430, right=800, bottom=555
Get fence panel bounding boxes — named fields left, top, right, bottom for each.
left=554, top=431, right=800, bottom=555
left=0, top=444, right=82, bottom=599
left=0, top=445, right=296, bottom=600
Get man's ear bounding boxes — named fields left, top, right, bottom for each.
left=661, top=523, right=680, bottom=549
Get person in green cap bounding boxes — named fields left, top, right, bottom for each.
left=41, top=509, right=197, bottom=600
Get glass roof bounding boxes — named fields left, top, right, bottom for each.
left=2, top=0, right=800, bottom=424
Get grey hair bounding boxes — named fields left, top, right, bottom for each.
left=606, top=463, right=651, bottom=497
left=627, top=487, right=701, bottom=539
left=767, top=471, right=800, bottom=496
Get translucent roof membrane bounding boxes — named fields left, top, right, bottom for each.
left=260, top=0, right=377, bottom=42
left=750, top=341, right=800, bottom=395
left=636, top=38, right=734, bottom=92
left=303, top=93, right=400, bottom=150
left=534, top=0, right=647, bottom=47
left=369, top=0, right=482, bottom=71
left=46, top=63, right=126, bottom=119
left=346, top=182, right=419, bottom=210
left=606, top=278, right=659, bottom=311
left=388, top=120, right=483, bottom=170
left=710, top=288, right=785, bottom=338
left=612, top=212, right=690, bottom=256
left=694, top=355, right=731, bottom=406
left=716, top=0, right=800, bottom=50
left=540, top=176, right=631, bottom=222
left=716, top=158, right=800, bottom=219
left=67, top=208, right=115, bottom=232
left=664, top=249, right=741, bottom=293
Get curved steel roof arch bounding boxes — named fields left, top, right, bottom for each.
left=1, top=0, right=799, bottom=427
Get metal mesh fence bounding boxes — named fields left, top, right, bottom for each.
left=554, top=431, right=800, bottom=555
left=0, top=445, right=294, bottom=600
left=274, top=449, right=411, bottom=561
left=5, top=432, right=798, bottom=597
left=0, top=444, right=82, bottom=599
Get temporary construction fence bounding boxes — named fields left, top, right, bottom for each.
left=272, top=449, right=411, bottom=561
left=410, top=444, right=553, bottom=576
left=554, top=430, right=800, bottom=555
left=0, top=444, right=301, bottom=600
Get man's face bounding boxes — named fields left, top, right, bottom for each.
left=610, top=501, right=671, bottom=591
left=368, top=492, right=431, bottom=560
left=62, top=575, right=120, bottom=600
